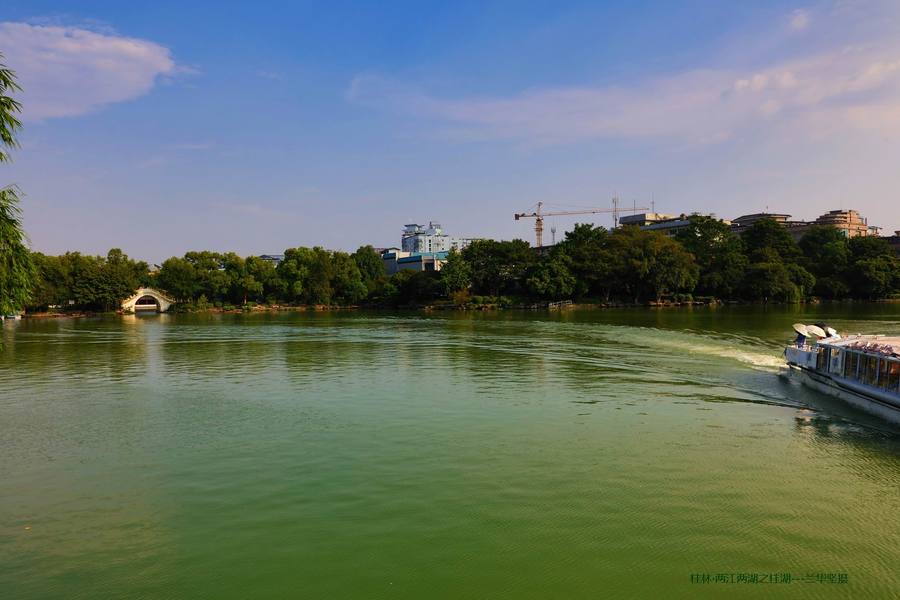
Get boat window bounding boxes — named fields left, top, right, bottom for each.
left=887, top=359, right=900, bottom=392
left=857, top=354, right=867, bottom=383
left=845, top=352, right=856, bottom=379
left=865, top=356, right=878, bottom=386
left=816, top=348, right=827, bottom=370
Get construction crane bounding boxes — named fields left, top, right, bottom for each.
left=514, top=199, right=649, bottom=247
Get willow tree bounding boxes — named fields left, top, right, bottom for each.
left=0, top=53, right=33, bottom=314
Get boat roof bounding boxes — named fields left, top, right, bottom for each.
left=821, top=335, right=900, bottom=357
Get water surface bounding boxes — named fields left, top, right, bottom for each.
left=2, top=306, right=899, bottom=598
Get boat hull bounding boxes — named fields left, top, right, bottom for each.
left=789, top=364, right=900, bottom=425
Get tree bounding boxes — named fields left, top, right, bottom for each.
left=26, top=252, right=66, bottom=310
left=246, top=256, right=278, bottom=301
left=331, top=251, right=367, bottom=304
left=554, top=223, right=611, bottom=299
left=847, top=236, right=899, bottom=299
left=462, top=239, right=534, bottom=297
left=66, top=252, right=104, bottom=308
left=184, top=251, right=230, bottom=301
left=0, top=54, right=21, bottom=164
left=98, top=248, right=148, bottom=309
left=0, top=54, right=33, bottom=314
left=304, top=247, right=335, bottom=304
left=742, top=260, right=800, bottom=302
left=675, top=216, right=746, bottom=298
left=741, top=218, right=801, bottom=262
left=392, top=270, right=440, bottom=305
left=851, top=257, right=897, bottom=299
left=798, top=226, right=850, bottom=298
left=644, top=233, right=699, bottom=302
left=439, top=249, right=471, bottom=294
left=157, top=257, right=198, bottom=302
left=275, top=247, right=312, bottom=302
left=526, top=254, right=576, bottom=299
left=739, top=245, right=814, bottom=303
left=739, top=220, right=814, bottom=302
left=351, top=245, right=384, bottom=284
left=223, top=253, right=262, bottom=305
left=785, top=262, right=815, bottom=300
left=0, top=187, right=34, bottom=314
left=275, top=246, right=354, bottom=305
left=604, top=227, right=698, bottom=303
left=849, top=235, right=896, bottom=262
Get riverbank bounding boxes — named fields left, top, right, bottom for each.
left=18, top=296, right=900, bottom=320
left=20, top=304, right=360, bottom=319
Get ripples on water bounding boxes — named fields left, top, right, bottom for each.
left=1, top=308, right=899, bottom=599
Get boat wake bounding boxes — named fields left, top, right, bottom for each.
left=583, top=324, right=787, bottom=372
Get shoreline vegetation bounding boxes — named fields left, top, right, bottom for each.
left=18, top=297, right=900, bottom=320
left=17, top=216, right=900, bottom=318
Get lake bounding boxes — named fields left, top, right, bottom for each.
left=2, top=306, right=899, bottom=599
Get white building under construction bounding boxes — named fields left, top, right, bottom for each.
left=401, top=222, right=476, bottom=254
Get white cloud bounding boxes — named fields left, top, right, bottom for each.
left=0, top=22, right=180, bottom=121
left=347, top=4, right=900, bottom=147
left=349, top=45, right=900, bottom=145
left=790, top=9, right=811, bottom=31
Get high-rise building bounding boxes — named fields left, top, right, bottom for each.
left=401, top=222, right=476, bottom=254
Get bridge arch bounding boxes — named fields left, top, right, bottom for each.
left=121, top=288, right=175, bottom=313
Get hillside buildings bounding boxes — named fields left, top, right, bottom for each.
left=381, top=249, right=448, bottom=275
left=812, top=209, right=880, bottom=237
left=401, top=222, right=476, bottom=253
left=731, top=209, right=880, bottom=240
left=616, top=208, right=889, bottom=246
left=383, top=221, right=478, bottom=274
left=618, top=212, right=728, bottom=236
left=258, top=254, right=285, bottom=266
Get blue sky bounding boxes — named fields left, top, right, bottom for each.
left=1, top=0, right=899, bottom=262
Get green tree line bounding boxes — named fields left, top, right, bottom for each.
left=28, top=250, right=151, bottom=311
left=19, top=218, right=900, bottom=313
left=24, top=246, right=386, bottom=311
left=416, top=217, right=899, bottom=305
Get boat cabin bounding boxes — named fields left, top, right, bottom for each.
left=816, top=338, right=900, bottom=393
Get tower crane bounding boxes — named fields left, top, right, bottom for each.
left=514, top=199, right=649, bottom=247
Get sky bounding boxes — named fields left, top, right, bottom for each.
left=1, top=0, right=899, bottom=263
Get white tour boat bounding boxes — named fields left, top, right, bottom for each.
left=784, top=323, right=900, bottom=424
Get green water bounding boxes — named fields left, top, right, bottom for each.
left=2, top=306, right=899, bottom=599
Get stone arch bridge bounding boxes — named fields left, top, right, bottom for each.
left=121, top=288, right=175, bottom=313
